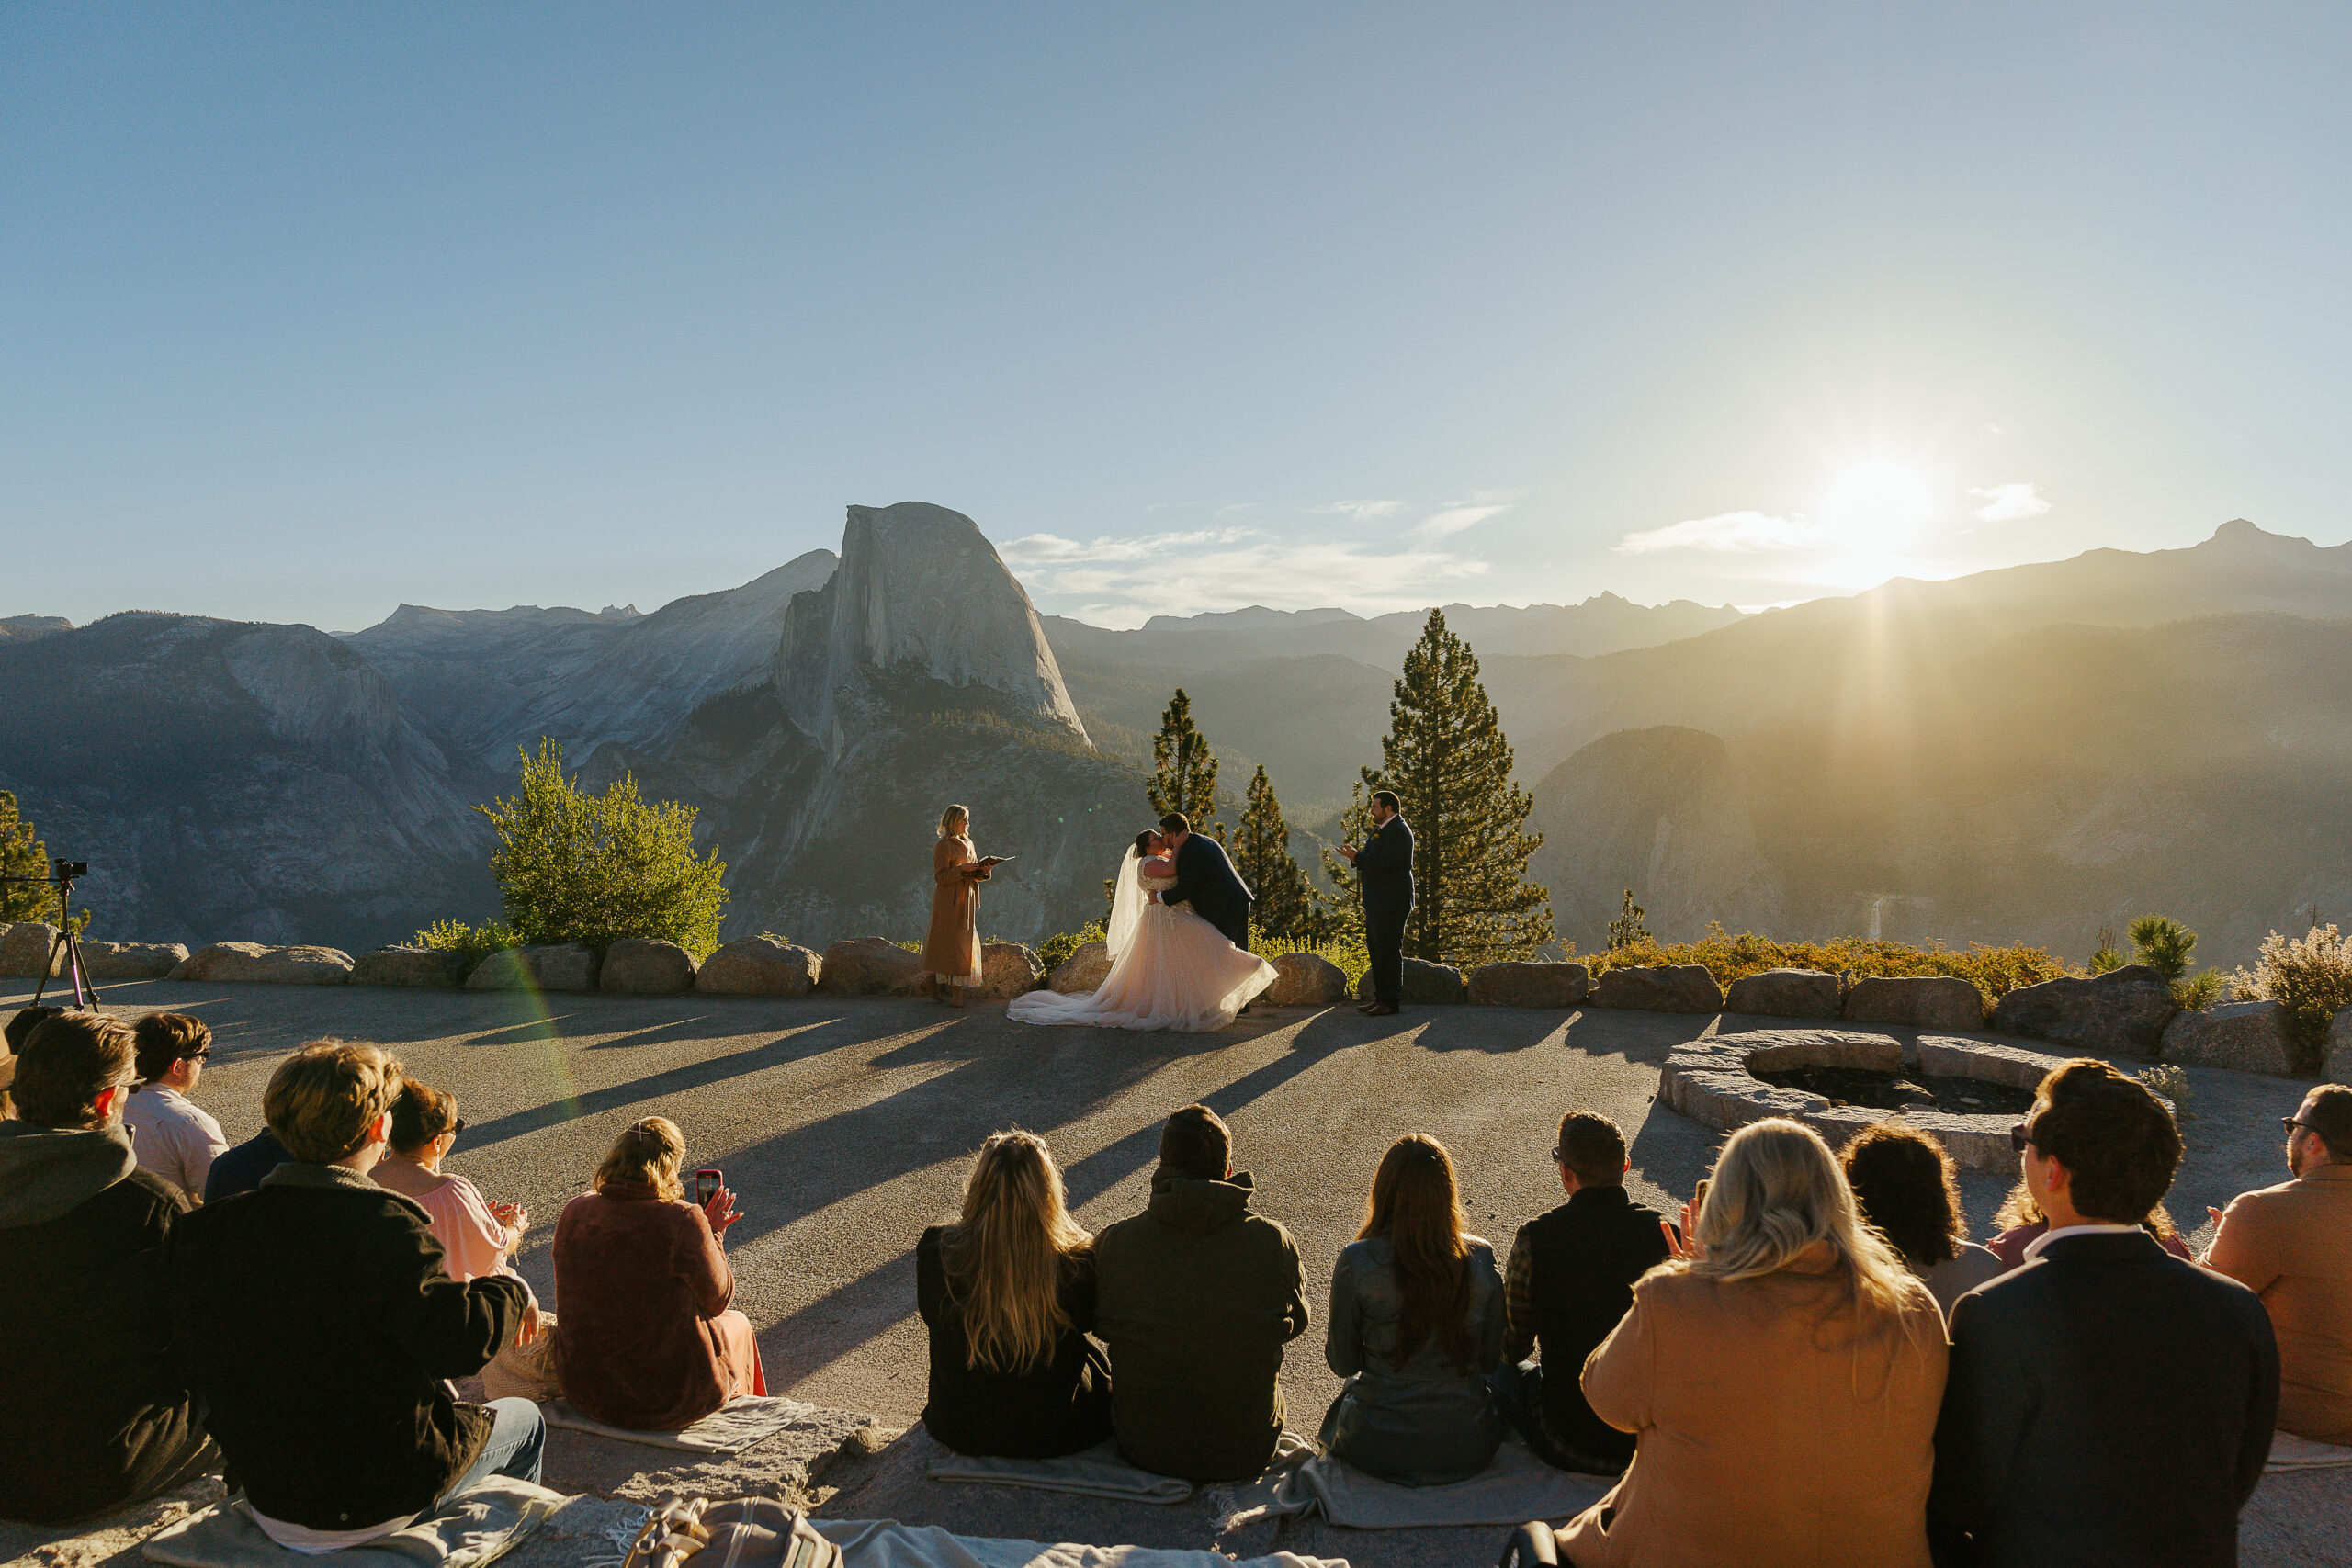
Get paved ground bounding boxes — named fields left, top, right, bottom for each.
left=4, top=978, right=2304, bottom=1429
left=6, top=981, right=2339, bottom=1567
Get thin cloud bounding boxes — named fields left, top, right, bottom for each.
left=1007, top=525, right=1489, bottom=627
left=1969, top=482, right=2050, bottom=523
left=1310, top=499, right=1410, bottom=520
left=1614, top=510, right=1817, bottom=555
left=1412, top=490, right=1520, bottom=543
left=1001, top=526, right=1253, bottom=564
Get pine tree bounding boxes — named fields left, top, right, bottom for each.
left=1607, top=888, right=1651, bottom=951
left=1233, top=765, right=1317, bottom=942
left=1352, top=609, right=1553, bottom=966
left=1146, top=688, right=1222, bottom=839
left=0, top=790, right=58, bottom=925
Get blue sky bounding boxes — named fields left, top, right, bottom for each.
left=6, top=5, right=2349, bottom=630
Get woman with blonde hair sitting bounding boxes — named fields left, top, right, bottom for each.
left=376, top=1077, right=561, bottom=1400
left=1322, top=1134, right=1506, bottom=1484
left=918, top=1130, right=1112, bottom=1456
left=552, top=1118, right=766, bottom=1431
left=1555, top=1118, right=1949, bottom=1568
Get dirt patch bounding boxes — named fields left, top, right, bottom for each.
left=1752, top=1064, right=2037, bottom=1116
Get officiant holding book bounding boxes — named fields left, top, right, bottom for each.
left=924, top=804, right=1005, bottom=1007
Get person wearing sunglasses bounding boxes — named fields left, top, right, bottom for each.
left=2199, top=1084, right=2352, bottom=1446
left=376, top=1079, right=558, bottom=1402
left=121, top=1012, right=228, bottom=1203
left=1928, top=1058, right=2278, bottom=1568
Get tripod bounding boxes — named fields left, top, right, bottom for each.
left=4, top=863, right=100, bottom=1010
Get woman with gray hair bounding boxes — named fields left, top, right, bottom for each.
left=1551, top=1118, right=1949, bottom=1568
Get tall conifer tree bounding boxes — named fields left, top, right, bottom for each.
left=0, top=790, right=58, bottom=924
left=1146, top=688, right=1222, bottom=840
left=1353, top=609, right=1552, bottom=965
left=1233, top=765, right=1316, bottom=941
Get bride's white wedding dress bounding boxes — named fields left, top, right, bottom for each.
left=1008, top=851, right=1277, bottom=1032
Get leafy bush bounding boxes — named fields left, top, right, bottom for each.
left=1037, top=921, right=1107, bottom=971
left=2138, top=1063, right=2195, bottom=1124
left=2229, top=924, right=2352, bottom=1076
left=2171, top=969, right=2228, bottom=1011
left=478, top=739, right=729, bottom=958
left=2128, top=914, right=2198, bottom=981
left=2089, top=926, right=2125, bottom=975
left=1252, top=930, right=1371, bottom=990
left=406, top=918, right=518, bottom=959
left=1584, top=923, right=2075, bottom=1007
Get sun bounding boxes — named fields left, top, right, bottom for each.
left=1810, top=458, right=1939, bottom=590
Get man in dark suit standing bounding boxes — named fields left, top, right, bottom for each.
left=1156, top=813, right=1252, bottom=951
left=1928, top=1058, right=2279, bottom=1568
left=1340, top=789, right=1413, bottom=1016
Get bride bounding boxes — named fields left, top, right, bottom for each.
left=1008, top=831, right=1277, bottom=1032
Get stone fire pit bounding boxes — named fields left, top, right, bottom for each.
left=1659, top=1028, right=2072, bottom=1173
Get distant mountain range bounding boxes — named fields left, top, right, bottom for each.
left=3, top=513, right=2346, bottom=966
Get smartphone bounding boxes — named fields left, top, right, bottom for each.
left=695, top=1168, right=723, bottom=1206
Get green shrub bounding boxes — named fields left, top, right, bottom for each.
left=1038, top=921, right=1107, bottom=971
left=478, top=739, right=729, bottom=958
left=2089, top=926, right=2126, bottom=975
left=1584, top=923, right=2075, bottom=1008
left=2229, top=924, right=2352, bottom=1076
left=2128, top=915, right=2198, bottom=981
left=2171, top=969, right=2228, bottom=1010
left=406, top=918, right=518, bottom=959
left=1252, top=930, right=1370, bottom=990
left=2138, top=1063, right=2195, bottom=1124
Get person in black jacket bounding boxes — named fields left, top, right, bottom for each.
left=168, top=1041, right=539, bottom=1551
left=1491, top=1109, right=1673, bottom=1473
left=1340, top=790, right=1414, bottom=1015
left=917, top=1130, right=1112, bottom=1458
left=1928, top=1058, right=2279, bottom=1568
left=0, top=1012, right=214, bottom=1523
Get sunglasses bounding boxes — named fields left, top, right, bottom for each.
left=2283, top=1118, right=2312, bottom=1136
left=447, top=1117, right=468, bottom=1138
left=2009, top=1122, right=2035, bottom=1154
left=183, top=1050, right=211, bottom=1062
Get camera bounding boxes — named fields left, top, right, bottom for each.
left=54, top=861, right=87, bottom=880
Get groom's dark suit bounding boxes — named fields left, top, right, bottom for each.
left=1165, top=833, right=1253, bottom=950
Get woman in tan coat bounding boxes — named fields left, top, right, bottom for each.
left=922, top=804, right=999, bottom=1006
left=1556, top=1118, right=1949, bottom=1568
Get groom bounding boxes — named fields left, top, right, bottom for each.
left=1153, top=812, right=1254, bottom=952
left=1340, top=789, right=1414, bottom=1016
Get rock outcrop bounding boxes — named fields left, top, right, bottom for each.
left=1047, top=942, right=1113, bottom=994
left=1992, top=966, right=2177, bottom=1057
left=1265, top=951, right=1348, bottom=1006
left=1355, top=959, right=1467, bottom=1006
left=1590, top=964, right=1724, bottom=1013
left=1841, top=976, right=1983, bottom=1031
left=0, top=922, right=62, bottom=977
left=169, top=942, right=354, bottom=985
left=1725, top=968, right=1842, bottom=1019
left=974, top=942, right=1046, bottom=999
left=466, top=943, right=599, bottom=993
left=600, top=938, right=697, bottom=995
left=79, top=941, right=190, bottom=979
left=818, top=938, right=925, bottom=996
left=2162, top=1001, right=2296, bottom=1076
left=695, top=937, right=822, bottom=997
left=352, top=945, right=471, bottom=988
left=1466, top=962, right=1590, bottom=1008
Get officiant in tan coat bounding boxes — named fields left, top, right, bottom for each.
left=922, top=805, right=999, bottom=1006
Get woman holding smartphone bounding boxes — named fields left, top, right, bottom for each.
left=551, top=1117, right=767, bottom=1431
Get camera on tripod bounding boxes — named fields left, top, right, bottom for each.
left=3, top=856, right=99, bottom=1007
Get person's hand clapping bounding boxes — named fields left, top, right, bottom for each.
left=703, top=1183, right=742, bottom=1239
left=1662, top=1195, right=1703, bottom=1264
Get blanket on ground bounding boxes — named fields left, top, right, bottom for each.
left=922, top=1440, right=1198, bottom=1505
left=813, top=1519, right=1342, bottom=1568
left=543, top=1397, right=817, bottom=1455
left=1212, top=1436, right=1611, bottom=1530
left=2265, top=1431, right=2352, bottom=1472
left=141, top=1478, right=567, bottom=1568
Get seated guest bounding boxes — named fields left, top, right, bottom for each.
left=1840, top=1122, right=2005, bottom=1318
left=122, top=1012, right=228, bottom=1201
left=1495, top=1111, right=1674, bottom=1474
left=918, top=1130, right=1113, bottom=1457
left=1556, top=1118, right=1949, bottom=1568
left=1985, top=1174, right=2190, bottom=1266
left=3, top=1005, right=62, bottom=1115
left=1094, top=1104, right=1310, bottom=1481
left=1930, top=1059, right=2278, bottom=1567
left=552, top=1117, right=766, bottom=1430
left=202, top=1123, right=291, bottom=1203
left=0, top=1013, right=214, bottom=1523
left=1323, top=1134, right=1505, bottom=1484
left=169, top=1040, right=540, bottom=1551
left=2202, top=1083, right=2352, bottom=1445
left=375, top=1077, right=559, bottom=1403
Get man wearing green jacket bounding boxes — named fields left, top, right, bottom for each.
left=1092, top=1104, right=1310, bottom=1481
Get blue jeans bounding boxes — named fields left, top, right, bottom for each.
left=438, top=1398, right=546, bottom=1501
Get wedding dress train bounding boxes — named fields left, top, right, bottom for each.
left=1008, top=854, right=1276, bottom=1032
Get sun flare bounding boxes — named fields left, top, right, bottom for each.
left=1810, top=458, right=1939, bottom=590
